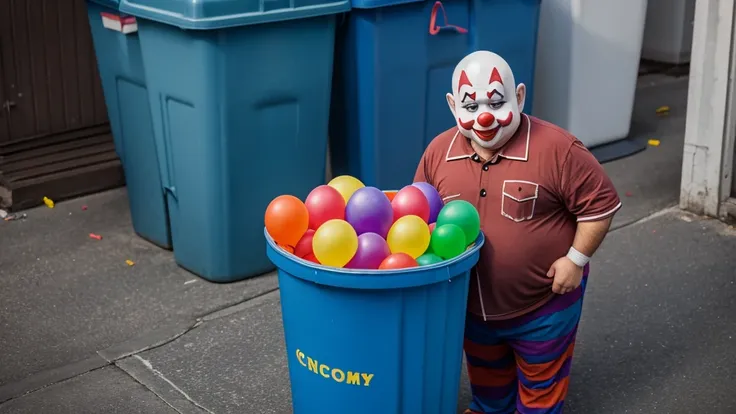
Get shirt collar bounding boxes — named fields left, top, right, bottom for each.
left=444, top=113, right=531, bottom=163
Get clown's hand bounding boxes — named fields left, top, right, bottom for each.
left=546, top=256, right=583, bottom=295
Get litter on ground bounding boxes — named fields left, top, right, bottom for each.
left=89, top=233, right=103, bottom=240
left=125, top=260, right=135, bottom=266
left=655, top=105, right=670, bottom=115
left=648, top=139, right=661, bottom=147
left=43, top=197, right=55, bottom=208
left=4, top=213, right=27, bottom=222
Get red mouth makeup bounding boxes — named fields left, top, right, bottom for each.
left=473, top=127, right=500, bottom=141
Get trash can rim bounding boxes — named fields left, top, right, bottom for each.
left=265, top=227, right=484, bottom=289
left=118, top=0, right=350, bottom=30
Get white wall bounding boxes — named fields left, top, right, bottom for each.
left=680, top=0, right=736, bottom=219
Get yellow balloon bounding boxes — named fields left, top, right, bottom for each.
left=312, top=219, right=359, bottom=268
left=387, top=215, right=431, bottom=259
left=328, top=175, right=365, bottom=203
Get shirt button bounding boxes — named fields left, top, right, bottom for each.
left=480, top=189, right=487, bottom=197
left=483, top=165, right=489, bottom=171
left=471, top=154, right=480, bottom=162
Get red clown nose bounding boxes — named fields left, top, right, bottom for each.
left=477, top=112, right=495, bottom=127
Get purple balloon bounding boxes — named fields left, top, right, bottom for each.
left=345, top=232, right=391, bottom=269
left=345, top=186, right=393, bottom=238
left=412, top=182, right=444, bottom=223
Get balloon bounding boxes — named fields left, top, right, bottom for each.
left=346, top=232, right=391, bottom=269
left=429, top=222, right=436, bottom=233
left=345, top=187, right=394, bottom=238
left=412, top=182, right=444, bottom=223
left=384, top=190, right=398, bottom=202
left=431, top=224, right=466, bottom=259
left=294, top=229, right=316, bottom=259
left=265, top=195, right=309, bottom=247
left=305, top=185, right=345, bottom=230
left=303, top=254, right=319, bottom=263
left=386, top=215, right=431, bottom=259
left=424, top=241, right=434, bottom=255
left=436, top=200, right=481, bottom=246
left=312, top=219, right=358, bottom=268
left=416, top=253, right=443, bottom=266
left=328, top=175, right=365, bottom=203
left=392, top=185, right=430, bottom=223
left=379, top=253, right=418, bottom=270
left=278, top=243, right=295, bottom=254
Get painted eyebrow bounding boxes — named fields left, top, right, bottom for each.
left=487, top=89, right=504, bottom=100
left=461, top=92, right=477, bottom=103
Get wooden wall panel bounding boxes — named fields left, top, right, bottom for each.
left=0, top=0, right=109, bottom=144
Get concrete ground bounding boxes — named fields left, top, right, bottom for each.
left=1, top=75, right=735, bottom=414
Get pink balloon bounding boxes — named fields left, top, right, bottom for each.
left=412, top=182, right=444, bottom=223
left=305, top=185, right=345, bottom=230
left=392, top=185, right=430, bottom=223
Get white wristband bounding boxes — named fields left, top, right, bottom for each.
left=566, top=246, right=590, bottom=267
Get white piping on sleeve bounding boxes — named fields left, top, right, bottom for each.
left=577, top=202, right=623, bottom=222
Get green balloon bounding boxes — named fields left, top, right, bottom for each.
left=417, top=253, right=444, bottom=266
left=430, top=224, right=466, bottom=259
left=424, top=241, right=434, bottom=255
left=436, top=200, right=480, bottom=246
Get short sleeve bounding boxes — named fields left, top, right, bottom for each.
left=413, top=150, right=434, bottom=185
left=560, top=141, right=622, bottom=221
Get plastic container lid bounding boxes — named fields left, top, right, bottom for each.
left=349, top=0, right=421, bottom=9
left=119, top=0, right=351, bottom=30
left=87, top=0, right=123, bottom=10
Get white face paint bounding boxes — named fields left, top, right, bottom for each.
left=446, top=51, right=526, bottom=150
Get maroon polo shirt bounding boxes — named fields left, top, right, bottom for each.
left=414, top=114, right=621, bottom=320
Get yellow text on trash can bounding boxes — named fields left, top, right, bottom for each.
left=296, top=349, right=374, bottom=387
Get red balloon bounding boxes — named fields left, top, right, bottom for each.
left=379, top=253, right=418, bottom=270
left=294, top=229, right=316, bottom=259
left=305, top=185, right=346, bottom=230
left=303, top=253, right=319, bottom=263
left=392, top=185, right=430, bottom=223
left=429, top=222, right=436, bottom=234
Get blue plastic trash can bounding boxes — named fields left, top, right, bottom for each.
left=266, top=228, right=484, bottom=413
left=86, top=0, right=171, bottom=248
left=330, top=0, right=542, bottom=190
left=118, top=0, right=350, bottom=282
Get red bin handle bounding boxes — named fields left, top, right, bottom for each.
left=429, top=1, right=468, bottom=35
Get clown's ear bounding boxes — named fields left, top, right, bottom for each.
left=446, top=93, right=456, bottom=117
left=516, top=84, right=526, bottom=113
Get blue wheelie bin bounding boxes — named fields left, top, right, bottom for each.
left=330, top=0, right=542, bottom=190
left=86, top=0, right=171, bottom=248
left=266, top=228, right=485, bottom=413
left=119, top=0, right=350, bottom=282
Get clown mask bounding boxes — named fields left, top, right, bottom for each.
left=447, top=51, right=526, bottom=150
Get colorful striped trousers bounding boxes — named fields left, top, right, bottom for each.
left=463, top=273, right=588, bottom=414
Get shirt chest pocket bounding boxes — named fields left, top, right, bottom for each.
left=501, top=180, right=539, bottom=222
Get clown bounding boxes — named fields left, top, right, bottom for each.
left=415, top=51, right=622, bottom=413
left=446, top=51, right=526, bottom=151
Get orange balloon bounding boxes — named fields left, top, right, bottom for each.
left=384, top=190, right=398, bottom=202
left=278, top=243, right=295, bottom=254
left=265, top=195, right=309, bottom=247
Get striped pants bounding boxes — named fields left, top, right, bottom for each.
left=463, top=273, right=588, bottom=414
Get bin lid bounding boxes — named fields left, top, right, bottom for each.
left=118, top=0, right=350, bottom=30
left=87, top=0, right=123, bottom=9
left=349, top=0, right=420, bottom=9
